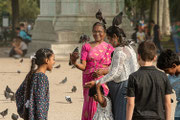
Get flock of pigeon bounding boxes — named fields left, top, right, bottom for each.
left=0, top=56, right=76, bottom=119
left=0, top=9, right=124, bottom=119
left=0, top=86, right=19, bottom=120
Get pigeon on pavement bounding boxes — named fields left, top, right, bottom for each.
left=11, top=113, right=18, bottom=120
left=59, top=77, right=67, bottom=84
left=17, top=70, right=21, bottom=74
left=54, top=64, right=61, bottom=69
left=4, top=91, right=10, bottom=99
left=65, top=96, right=72, bottom=103
left=71, top=86, right=77, bottom=93
left=0, top=109, right=8, bottom=118
left=20, top=58, right=23, bottom=63
left=6, top=85, right=14, bottom=94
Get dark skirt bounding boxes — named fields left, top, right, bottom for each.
left=107, top=80, right=128, bottom=120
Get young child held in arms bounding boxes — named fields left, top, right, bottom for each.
left=89, top=83, right=113, bottom=120
left=126, top=41, right=173, bottom=120
left=157, top=49, right=180, bottom=120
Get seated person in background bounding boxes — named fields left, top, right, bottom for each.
left=9, top=36, right=28, bottom=57
left=18, top=23, right=32, bottom=44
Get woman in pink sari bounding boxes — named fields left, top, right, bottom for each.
left=70, top=22, right=114, bottom=120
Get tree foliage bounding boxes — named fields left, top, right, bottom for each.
left=0, top=0, right=11, bottom=25
left=0, top=0, right=40, bottom=25
left=125, top=0, right=180, bottom=24
left=125, top=0, right=151, bottom=22
left=169, top=0, right=180, bottom=21
left=19, top=0, right=40, bottom=22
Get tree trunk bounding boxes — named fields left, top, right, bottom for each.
left=11, top=0, right=19, bottom=37
left=152, top=0, right=158, bottom=24
left=148, top=0, right=156, bottom=36
left=162, top=0, right=170, bottom=35
left=158, top=0, right=164, bottom=34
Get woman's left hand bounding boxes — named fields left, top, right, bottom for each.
left=70, top=52, right=79, bottom=64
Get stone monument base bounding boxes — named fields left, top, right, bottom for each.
left=28, top=15, right=133, bottom=59
left=28, top=40, right=82, bottom=59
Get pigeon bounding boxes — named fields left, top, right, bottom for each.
left=0, top=109, right=8, bottom=118
left=59, top=77, right=67, bottom=84
left=112, top=12, right=123, bottom=26
left=95, top=9, right=106, bottom=24
left=79, top=34, right=90, bottom=43
left=71, top=66, right=76, bottom=69
left=11, top=113, right=18, bottom=120
left=10, top=94, right=15, bottom=102
left=54, top=64, right=61, bottom=69
left=17, top=70, right=21, bottom=74
left=69, top=47, right=79, bottom=66
left=73, top=47, right=79, bottom=53
left=6, top=85, right=14, bottom=94
left=4, top=91, right=10, bottom=99
left=19, top=58, right=23, bottom=63
left=71, top=86, right=77, bottom=93
left=65, top=96, right=72, bottom=103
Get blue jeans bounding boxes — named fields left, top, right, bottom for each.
left=173, top=36, right=180, bottom=53
left=107, top=80, right=128, bottom=120
left=175, top=117, right=180, bottom=120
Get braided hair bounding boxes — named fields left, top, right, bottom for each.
left=23, top=48, right=53, bottom=119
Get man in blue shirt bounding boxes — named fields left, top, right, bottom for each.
left=17, top=23, right=31, bottom=44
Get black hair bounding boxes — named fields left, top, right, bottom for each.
left=15, top=27, right=20, bottom=31
left=150, top=20, right=155, bottom=24
left=14, top=36, right=22, bottom=41
left=92, top=22, right=106, bottom=32
left=88, top=85, right=104, bottom=97
left=23, top=48, right=53, bottom=119
left=138, top=41, right=157, bottom=61
left=106, top=26, right=128, bottom=47
left=157, top=49, right=180, bottom=70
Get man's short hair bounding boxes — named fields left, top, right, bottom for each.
left=157, top=49, right=180, bottom=70
left=138, top=41, right=157, bottom=61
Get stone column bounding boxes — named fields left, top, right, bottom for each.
left=29, top=0, right=58, bottom=53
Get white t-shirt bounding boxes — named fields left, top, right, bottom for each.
left=93, top=96, right=114, bottom=120
left=136, top=32, right=145, bottom=43
left=20, top=41, right=28, bottom=50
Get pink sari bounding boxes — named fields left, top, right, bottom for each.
left=81, top=41, right=114, bottom=120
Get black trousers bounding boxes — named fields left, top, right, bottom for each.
left=153, top=38, right=163, bottom=53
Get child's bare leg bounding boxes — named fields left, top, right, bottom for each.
left=14, top=48, right=23, bottom=55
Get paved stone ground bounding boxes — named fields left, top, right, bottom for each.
left=0, top=47, right=177, bottom=120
